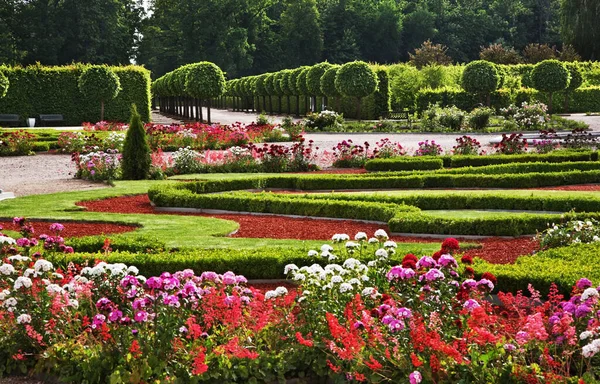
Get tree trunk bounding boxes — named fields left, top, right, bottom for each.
left=100, top=100, right=105, bottom=121
left=486, top=93, right=491, bottom=107
left=207, top=99, right=211, bottom=124
left=199, top=99, right=204, bottom=122
left=549, top=92, right=553, bottom=115
left=278, top=96, right=282, bottom=114
left=287, top=96, right=291, bottom=115
left=195, top=98, right=200, bottom=121
left=296, top=96, right=300, bottom=117
left=268, top=96, right=273, bottom=114
left=323, top=96, right=328, bottom=110
left=564, top=91, right=570, bottom=113
left=356, top=97, right=361, bottom=120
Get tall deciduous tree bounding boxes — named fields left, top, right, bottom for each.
left=560, top=0, right=600, bottom=60
left=278, top=0, right=323, bottom=68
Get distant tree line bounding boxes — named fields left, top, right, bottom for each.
left=0, top=0, right=598, bottom=79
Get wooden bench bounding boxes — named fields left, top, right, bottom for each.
left=39, top=114, right=64, bottom=126
left=0, top=114, right=20, bottom=127
left=382, top=110, right=412, bottom=127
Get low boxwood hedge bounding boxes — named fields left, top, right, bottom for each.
left=365, top=157, right=444, bottom=172
left=449, top=151, right=597, bottom=168
left=65, top=234, right=166, bottom=254
left=473, top=242, right=600, bottom=296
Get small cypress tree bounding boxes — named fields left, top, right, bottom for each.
left=121, top=105, right=151, bottom=180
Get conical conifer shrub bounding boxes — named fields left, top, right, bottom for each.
left=121, top=104, right=151, bottom=180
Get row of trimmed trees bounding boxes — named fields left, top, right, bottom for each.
left=152, top=62, right=226, bottom=124
left=461, top=59, right=582, bottom=113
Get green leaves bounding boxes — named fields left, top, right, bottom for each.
left=531, top=60, right=571, bottom=93
left=184, top=62, right=226, bottom=99
left=461, top=60, right=500, bottom=95
left=335, top=61, right=378, bottom=99
left=78, top=65, right=121, bottom=102
left=306, top=62, right=333, bottom=96
left=0, top=71, right=8, bottom=98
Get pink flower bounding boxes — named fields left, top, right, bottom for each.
left=409, top=371, right=422, bottom=384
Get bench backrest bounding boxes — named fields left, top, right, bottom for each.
left=39, top=114, right=64, bottom=120
left=0, top=114, right=19, bottom=121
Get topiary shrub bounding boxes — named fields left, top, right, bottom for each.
left=461, top=60, right=500, bottom=106
left=307, top=62, right=332, bottom=111
left=0, top=71, right=8, bottom=98
left=184, top=62, right=226, bottom=123
left=78, top=65, right=121, bottom=121
left=289, top=66, right=308, bottom=116
left=564, top=62, right=583, bottom=112
left=335, top=61, right=378, bottom=119
left=121, top=104, right=151, bottom=180
left=279, top=70, right=293, bottom=114
left=531, top=60, right=571, bottom=113
left=320, top=65, right=341, bottom=110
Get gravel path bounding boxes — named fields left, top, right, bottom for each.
left=0, top=154, right=107, bottom=197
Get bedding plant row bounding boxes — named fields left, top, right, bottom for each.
left=1, top=223, right=600, bottom=383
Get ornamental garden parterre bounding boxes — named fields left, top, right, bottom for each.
left=4, top=59, right=600, bottom=383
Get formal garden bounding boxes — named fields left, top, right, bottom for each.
left=3, top=57, right=600, bottom=383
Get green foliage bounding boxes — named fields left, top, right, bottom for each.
left=409, top=40, right=452, bottom=69
left=272, top=71, right=285, bottom=96
left=449, top=151, right=596, bottom=167
left=531, top=60, right=570, bottom=93
left=306, top=62, right=332, bottom=96
left=461, top=60, right=500, bottom=96
left=320, top=65, right=340, bottom=97
left=121, top=105, right=151, bottom=180
left=296, top=67, right=311, bottom=95
left=254, top=74, right=268, bottom=96
left=0, top=65, right=151, bottom=124
left=66, top=234, right=165, bottom=254
left=467, top=107, right=494, bottom=129
left=365, top=157, right=443, bottom=172
left=264, top=73, right=276, bottom=96
left=184, top=62, right=226, bottom=99
left=78, top=65, right=121, bottom=103
left=0, top=71, right=8, bottom=98
left=288, top=67, right=307, bottom=96
left=565, top=62, right=583, bottom=91
left=479, top=43, right=522, bottom=64
left=279, top=70, right=293, bottom=96
left=335, top=61, right=378, bottom=99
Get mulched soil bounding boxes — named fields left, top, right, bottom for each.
left=533, top=184, right=600, bottom=191
left=76, top=194, right=539, bottom=264
left=0, top=220, right=137, bottom=238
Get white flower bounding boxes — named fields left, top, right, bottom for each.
left=16, top=314, right=32, bottom=324
left=3, top=297, right=17, bottom=308
left=384, top=241, right=397, bottom=249
left=33, top=259, right=53, bottom=273
left=348, top=278, right=361, bottom=285
left=374, top=229, right=388, bottom=239
left=582, top=288, right=600, bottom=302
left=328, top=254, right=337, bottom=262
left=331, top=275, right=343, bottom=284
left=580, top=331, right=594, bottom=341
left=69, top=299, right=79, bottom=309
left=343, top=258, right=360, bottom=269
left=74, top=275, right=89, bottom=284
left=265, top=290, right=278, bottom=300
left=345, top=241, right=360, bottom=250
left=375, top=249, right=388, bottom=259
left=293, top=273, right=306, bottom=281
left=46, top=284, right=63, bottom=294
left=52, top=273, right=64, bottom=280
left=127, top=266, right=139, bottom=275
left=307, top=250, right=318, bottom=257
left=106, top=263, right=127, bottom=276
left=582, top=340, right=600, bottom=358
left=7, top=255, right=30, bottom=262
left=284, top=264, right=299, bottom=275
left=0, top=264, right=15, bottom=275
left=0, top=289, right=9, bottom=300
left=275, top=286, right=288, bottom=296
left=339, top=283, right=353, bottom=293
left=14, top=276, right=32, bottom=290
left=354, top=232, right=367, bottom=241
left=23, top=269, right=36, bottom=278
left=361, top=275, right=370, bottom=281
left=0, top=236, right=16, bottom=245
left=368, top=238, right=378, bottom=244
left=321, top=244, right=333, bottom=253
left=367, top=260, right=378, bottom=267
left=361, top=287, right=375, bottom=296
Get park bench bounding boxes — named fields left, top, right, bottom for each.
left=382, top=110, right=412, bottom=128
left=39, top=114, right=64, bottom=126
left=0, top=114, right=20, bottom=127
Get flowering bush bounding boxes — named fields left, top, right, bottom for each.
left=82, top=121, right=128, bottom=131
left=563, top=128, right=598, bottom=150
left=494, top=133, right=528, bottom=154
left=421, top=105, right=465, bottom=131
left=304, top=110, right=344, bottom=131
left=537, top=219, right=600, bottom=249
left=0, top=130, right=35, bottom=156
left=501, top=102, right=549, bottom=130
left=415, top=140, right=443, bottom=156
left=467, top=107, right=494, bottom=130
left=72, top=150, right=122, bottom=181
left=331, top=140, right=370, bottom=168
left=531, top=139, right=558, bottom=153
left=453, top=135, right=482, bottom=155
left=371, top=138, right=405, bottom=159
left=103, top=132, right=126, bottom=152
left=172, top=147, right=203, bottom=174
left=1, top=226, right=600, bottom=382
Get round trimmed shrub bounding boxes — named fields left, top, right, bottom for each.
left=0, top=71, right=9, bottom=98
left=296, top=67, right=311, bottom=95
left=288, top=67, right=307, bottom=96
left=78, top=65, right=121, bottom=121
left=334, top=61, right=378, bottom=99
left=461, top=60, right=500, bottom=104
left=307, top=62, right=333, bottom=96
left=531, top=60, right=570, bottom=113
left=184, top=62, right=226, bottom=100
left=264, top=73, right=276, bottom=96
left=272, top=72, right=285, bottom=96
left=121, top=105, right=151, bottom=180
left=280, top=70, right=292, bottom=96
left=254, top=74, right=268, bottom=96
left=565, top=63, right=583, bottom=91
left=320, top=65, right=341, bottom=97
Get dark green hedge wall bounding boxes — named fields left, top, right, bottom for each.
left=0, top=64, right=151, bottom=125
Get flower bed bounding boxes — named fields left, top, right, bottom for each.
left=0, top=220, right=136, bottom=238
left=1, top=227, right=599, bottom=382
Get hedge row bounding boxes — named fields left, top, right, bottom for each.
left=416, top=85, right=600, bottom=113
left=65, top=234, right=166, bottom=254
left=473, top=242, right=600, bottom=296
left=448, top=151, right=597, bottom=167
left=0, top=65, right=151, bottom=125
left=365, top=157, right=444, bottom=172
left=438, top=161, right=600, bottom=175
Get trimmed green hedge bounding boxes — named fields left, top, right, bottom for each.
left=365, top=157, right=443, bottom=172
left=415, top=87, right=511, bottom=112
left=473, top=242, right=600, bottom=295
left=65, top=234, right=166, bottom=254
left=0, top=64, right=151, bottom=125
left=449, top=151, right=597, bottom=167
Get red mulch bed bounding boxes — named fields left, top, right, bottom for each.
left=293, top=168, right=367, bottom=174
left=76, top=194, right=539, bottom=264
left=533, top=184, right=600, bottom=191
left=0, top=220, right=136, bottom=238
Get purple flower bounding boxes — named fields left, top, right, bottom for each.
left=235, top=275, right=248, bottom=284
left=120, top=275, right=139, bottom=289
left=92, top=314, right=106, bottom=329
left=462, top=279, right=477, bottom=289
left=200, top=271, right=219, bottom=282
left=49, top=223, right=64, bottom=233
left=422, top=268, right=445, bottom=282
left=438, top=254, right=457, bottom=269
left=416, top=256, right=437, bottom=269
left=575, top=304, right=592, bottom=318
left=409, top=371, right=422, bottom=384
left=463, top=299, right=481, bottom=311
left=504, top=343, right=516, bottom=351
left=386, top=266, right=415, bottom=281
left=146, top=277, right=163, bottom=289
left=222, top=271, right=237, bottom=285
left=576, top=278, right=593, bottom=290
left=353, top=321, right=365, bottom=329
left=95, top=298, right=112, bottom=311
left=477, top=278, right=494, bottom=291
left=561, top=301, right=576, bottom=314
left=108, top=310, right=123, bottom=322
left=162, top=277, right=180, bottom=290
left=163, top=295, right=180, bottom=308
left=134, top=311, right=149, bottom=323
left=16, top=238, right=31, bottom=247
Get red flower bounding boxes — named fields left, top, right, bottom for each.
left=192, top=346, right=208, bottom=375
left=295, top=332, right=314, bottom=347
left=410, top=353, right=423, bottom=367
left=460, top=255, right=473, bottom=265
left=354, top=373, right=366, bottom=382
left=365, top=355, right=383, bottom=371
left=465, top=267, right=474, bottom=276
left=432, top=250, right=442, bottom=261
left=327, top=359, right=341, bottom=373
left=442, top=238, right=460, bottom=252
left=129, top=340, right=142, bottom=358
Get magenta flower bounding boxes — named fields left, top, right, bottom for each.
left=49, top=223, right=65, bottom=233
left=463, top=299, right=481, bottom=311
left=120, top=275, right=139, bottom=289
left=146, top=277, right=163, bottom=289
left=409, top=371, right=422, bottom=384
left=92, top=314, right=106, bottom=329
left=576, top=278, right=593, bottom=290
left=386, top=266, right=416, bottom=281
left=438, top=254, right=458, bottom=269
left=108, top=310, right=123, bottom=322
left=134, top=311, right=149, bottom=323
left=477, top=278, right=495, bottom=291
left=422, top=268, right=445, bottom=282
left=416, top=256, right=437, bottom=269
left=163, top=295, right=180, bottom=308
left=95, top=298, right=112, bottom=311
left=222, top=271, right=237, bottom=285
